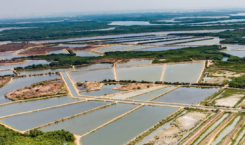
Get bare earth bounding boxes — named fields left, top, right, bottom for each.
left=113, top=83, right=157, bottom=91
left=215, top=94, right=244, bottom=107
left=77, top=82, right=104, bottom=91
left=205, top=77, right=227, bottom=84
left=0, top=77, right=10, bottom=86
left=5, top=79, right=64, bottom=101
left=149, top=112, right=207, bottom=145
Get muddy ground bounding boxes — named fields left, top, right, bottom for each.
left=5, top=79, right=64, bottom=101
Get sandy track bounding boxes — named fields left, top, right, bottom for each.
left=199, top=112, right=236, bottom=145
left=221, top=116, right=245, bottom=145
left=182, top=111, right=223, bottom=145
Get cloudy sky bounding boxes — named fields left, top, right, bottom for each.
left=0, top=0, right=244, bottom=18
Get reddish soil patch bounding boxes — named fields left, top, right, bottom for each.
left=0, top=59, right=25, bottom=64
left=0, top=77, right=10, bottom=87
left=5, top=79, right=64, bottom=101
left=77, top=82, right=103, bottom=91
left=19, top=47, right=68, bottom=55
left=0, top=43, right=39, bottom=52
left=113, top=83, right=156, bottom=91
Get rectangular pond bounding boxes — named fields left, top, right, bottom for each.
left=116, top=65, right=163, bottom=82
left=177, top=37, right=220, bottom=46
left=40, top=103, right=137, bottom=135
left=0, top=70, right=14, bottom=76
left=80, top=83, right=123, bottom=96
left=48, top=49, right=68, bottom=54
left=0, top=60, right=50, bottom=70
left=0, top=75, right=60, bottom=104
left=130, top=86, right=176, bottom=101
left=116, top=60, right=151, bottom=67
left=0, top=101, right=110, bottom=131
left=75, top=64, right=112, bottom=70
left=75, top=51, right=101, bottom=57
left=69, top=69, right=115, bottom=83
left=223, top=50, right=245, bottom=58
left=135, top=46, right=188, bottom=51
left=81, top=106, right=178, bottom=145
left=0, top=96, right=78, bottom=117
left=19, top=68, right=74, bottom=75
left=162, top=62, right=204, bottom=83
left=61, top=72, right=79, bottom=97
left=153, top=87, right=220, bottom=104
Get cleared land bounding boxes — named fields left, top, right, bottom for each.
left=77, top=82, right=104, bottom=91
left=19, top=47, right=68, bottom=55
left=148, top=111, right=207, bottom=145
left=0, top=77, right=10, bottom=87
left=5, top=79, right=65, bottom=101
left=0, top=43, right=39, bottom=52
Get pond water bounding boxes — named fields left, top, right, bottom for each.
left=81, top=106, right=178, bottom=145
left=75, top=51, right=101, bottom=57
left=48, top=49, right=68, bottom=54
left=0, top=101, right=109, bottom=131
left=194, top=113, right=229, bottom=145
left=153, top=87, right=219, bottom=104
left=211, top=116, right=241, bottom=145
left=137, top=111, right=186, bottom=145
left=61, top=72, right=79, bottom=97
left=0, top=70, right=14, bottom=76
left=53, top=44, right=87, bottom=48
left=40, top=103, right=137, bottom=135
left=80, top=84, right=123, bottom=96
left=112, top=86, right=165, bottom=100
left=19, top=68, right=73, bottom=75
left=108, top=21, right=158, bottom=26
left=177, top=37, right=220, bottom=46
left=222, top=57, right=229, bottom=61
left=69, top=69, right=115, bottom=83
left=136, top=46, right=188, bottom=51
left=75, top=64, right=112, bottom=70
left=150, top=37, right=213, bottom=45
left=0, top=96, right=78, bottom=117
left=223, top=51, right=245, bottom=58
left=0, top=75, right=60, bottom=104
left=116, top=65, right=163, bottom=82
left=0, top=60, right=50, bottom=70
left=130, top=86, right=176, bottom=101
left=116, top=60, right=151, bottom=67
left=162, top=62, right=204, bottom=83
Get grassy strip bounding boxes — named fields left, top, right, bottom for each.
left=232, top=124, right=245, bottom=144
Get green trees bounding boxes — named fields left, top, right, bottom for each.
left=229, top=75, right=245, bottom=88
left=0, top=126, right=75, bottom=145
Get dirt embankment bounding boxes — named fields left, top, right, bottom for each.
left=0, top=77, right=11, bottom=87
left=19, top=46, right=68, bottom=55
left=5, top=79, right=65, bottom=101
left=0, top=59, right=25, bottom=65
left=0, top=42, right=39, bottom=52
left=77, top=82, right=103, bottom=91
left=113, top=83, right=156, bottom=91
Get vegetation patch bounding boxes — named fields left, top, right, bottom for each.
left=0, top=77, right=11, bottom=87
left=0, top=125, right=75, bottom=145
